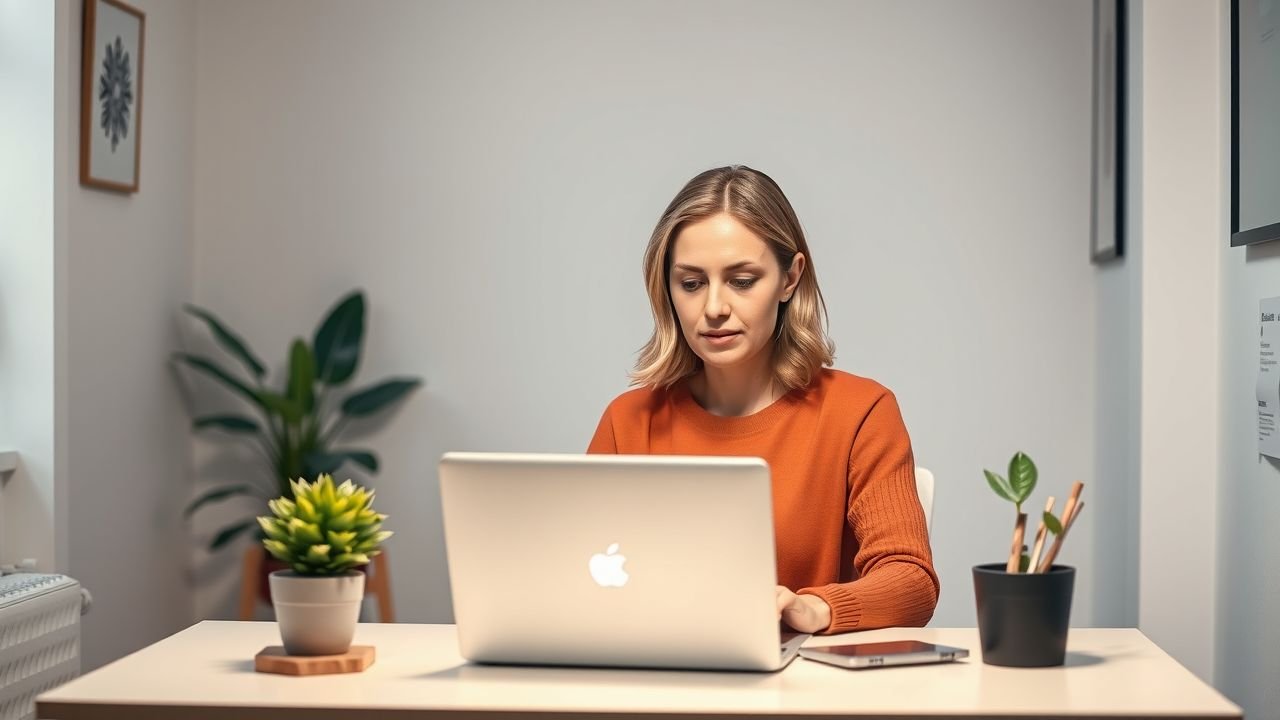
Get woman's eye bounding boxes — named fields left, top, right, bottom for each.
left=679, top=279, right=703, bottom=292
left=730, top=277, right=758, bottom=289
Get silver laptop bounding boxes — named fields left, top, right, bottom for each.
left=438, top=452, right=809, bottom=672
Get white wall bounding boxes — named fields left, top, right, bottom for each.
left=191, top=0, right=1109, bottom=628
left=1218, top=236, right=1280, bottom=714
left=1091, top=0, right=1143, bottom=631
left=1217, top=3, right=1280, bottom=718
left=0, top=0, right=59, bottom=575
left=58, top=0, right=199, bottom=670
left=1133, top=0, right=1223, bottom=683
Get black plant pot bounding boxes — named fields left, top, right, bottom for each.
left=973, top=563, right=1075, bottom=667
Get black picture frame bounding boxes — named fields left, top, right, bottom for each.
left=1091, top=0, right=1126, bottom=263
left=1230, top=0, right=1280, bottom=247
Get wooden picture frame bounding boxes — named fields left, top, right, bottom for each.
left=80, top=0, right=145, bottom=193
left=1090, top=0, right=1126, bottom=263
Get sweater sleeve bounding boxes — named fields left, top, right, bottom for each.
left=797, top=390, right=939, bottom=633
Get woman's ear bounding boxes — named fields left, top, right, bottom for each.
left=782, top=253, right=806, bottom=301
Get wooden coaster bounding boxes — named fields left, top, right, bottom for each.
left=254, top=645, right=375, bottom=675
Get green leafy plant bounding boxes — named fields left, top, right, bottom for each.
left=983, top=451, right=1038, bottom=514
left=983, top=452, right=1083, bottom=573
left=257, top=474, right=391, bottom=575
left=174, top=290, right=421, bottom=551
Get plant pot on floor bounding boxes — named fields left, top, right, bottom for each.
left=268, top=570, right=365, bottom=656
left=972, top=563, right=1075, bottom=667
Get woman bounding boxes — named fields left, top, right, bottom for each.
left=588, top=165, right=937, bottom=634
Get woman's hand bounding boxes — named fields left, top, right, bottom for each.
left=776, top=586, right=832, bottom=633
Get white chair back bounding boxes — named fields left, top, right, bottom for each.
left=914, top=466, right=934, bottom=536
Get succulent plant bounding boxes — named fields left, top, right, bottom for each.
left=257, top=474, right=392, bottom=575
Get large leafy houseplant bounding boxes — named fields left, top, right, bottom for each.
left=174, top=290, right=420, bottom=551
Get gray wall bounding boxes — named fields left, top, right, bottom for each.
left=1218, top=249, right=1280, bottom=717
left=1133, top=0, right=1225, bottom=682
left=191, top=0, right=1115, bottom=628
left=1218, top=252, right=1280, bottom=717
left=1090, top=0, right=1144, bottom=631
left=59, top=0, right=198, bottom=670
left=1217, top=0, right=1280, bottom=703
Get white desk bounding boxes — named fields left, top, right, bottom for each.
left=37, top=622, right=1241, bottom=720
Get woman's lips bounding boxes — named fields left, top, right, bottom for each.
left=701, top=331, right=741, bottom=347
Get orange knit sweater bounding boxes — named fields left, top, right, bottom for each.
left=587, top=369, right=938, bottom=634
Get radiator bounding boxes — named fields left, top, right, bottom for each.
left=0, top=575, right=87, bottom=720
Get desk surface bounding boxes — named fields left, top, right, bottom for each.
left=38, top=622, right=1241, bottom=720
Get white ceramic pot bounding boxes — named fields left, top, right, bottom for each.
left=268, top=570, right=365, bottom=655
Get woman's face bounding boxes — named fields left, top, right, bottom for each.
left=667, top=213, right=804, bottom=375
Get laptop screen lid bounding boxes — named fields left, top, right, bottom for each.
left=439, top=452, right=791, bottom=672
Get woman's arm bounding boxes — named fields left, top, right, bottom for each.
left=796, top=391, right=939, bottom=634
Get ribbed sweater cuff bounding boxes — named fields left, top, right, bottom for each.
left=798, top=584, right=862, bottom=634
left=799, top=562, right=939, bottom=634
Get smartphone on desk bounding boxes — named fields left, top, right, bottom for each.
left=798, top=640, right=969, bottom=669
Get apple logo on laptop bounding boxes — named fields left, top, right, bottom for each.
left=588, top=543, right=629, bottom=587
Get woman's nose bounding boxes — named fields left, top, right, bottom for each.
left=704, top=285, right=730, bottom=320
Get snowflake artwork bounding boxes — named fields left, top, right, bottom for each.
left=97, top=36, right=133, bottom=152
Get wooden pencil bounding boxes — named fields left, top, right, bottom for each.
left=1006, top=512, right=1028, bottom=573
left=1037, top=500, right=1084, bottom=572
left=1058, top=482, right=1084, bottom=536
left=1027, top=496, right=1055, bottom=574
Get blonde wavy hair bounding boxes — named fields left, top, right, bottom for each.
left=631, top=165, right=835, bottom=391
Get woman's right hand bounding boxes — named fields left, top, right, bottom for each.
left=776, top=585, right=832, bottom=634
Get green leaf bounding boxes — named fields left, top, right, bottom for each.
left=343, top=450, right=378, bottom=472
left=287, top=339, right=316, bottom=414
left=183, top=304, right=267, bottom=379
left=326, top=530, right=358, bottom=552
left=984, top=470, right=1016, bottom=503
left=305, top=450, right=378, bottom=476
left=184, top=484, right=259, bottom=518
left=267, top=497, right=295, bottom=518
left=1018, top=553, right=1031, bottom=572
left=1008, top=452, right=1038, bottom=504
left=341, top=378, right=421, bottom=417
left=208, top=519, right=257, bottom=551
left=294, top=497, right=319, bottom=524
left=262, top=539, right=291, bottom=561
left=173, top=353, right=266, bottom=411
left=304, top=453, right=342, bottom=476
left=313, top=291, right=365, bottom=385
left=193, top=415, right=260, bottom=434
left=291, top=519, right=324, bottom=544
left=329, top=508, right=359, bottom=532
left=1043, top=511, right=1063, bottom=535
left=305, top=544, right=332, bottom=564
left=260, top=391, right=303, bottom=425
left=258, top=516, right=289, bottom=542
left=278, top=432, right=303, bottom=490
left=331, top=552, right=370, bottom=568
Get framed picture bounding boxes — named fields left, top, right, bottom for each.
left=1090, top=0, right=1126, bottom=263
left=1230, top=0, right=1280, bottom=247
left=80, top=0, right=145, bottom=193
